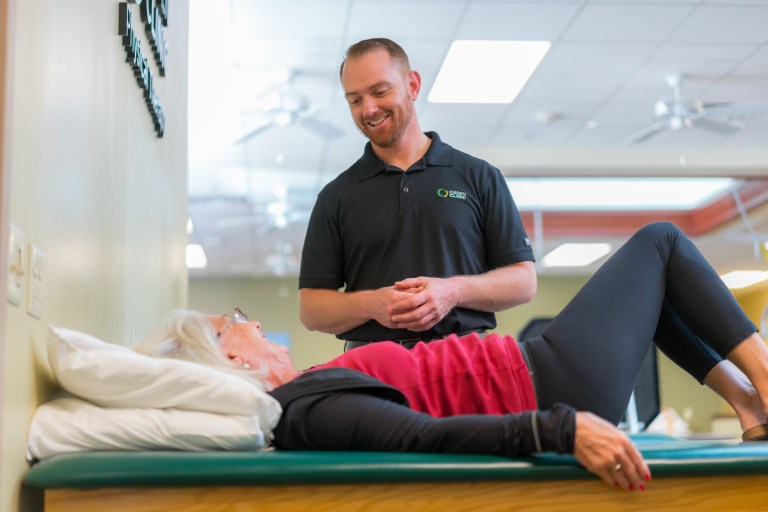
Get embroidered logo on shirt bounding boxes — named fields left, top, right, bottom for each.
left=436, top=188, right=467, bottom=200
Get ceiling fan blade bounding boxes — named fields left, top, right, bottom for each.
left=626, top=121, right=669, bottom=145
left=691, top=117, right=743, bottom=136
left=233, top=119, right=275, bottom=144
left=297, top=117, right=345, bottom=139
left=700, top=100, right=768, bottom=118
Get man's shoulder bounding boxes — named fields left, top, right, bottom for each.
left=428, top=132, right=499, bottom=175
left=318, top=149, right=380, bottom=196
left=316, top=161, right=361, bottom=199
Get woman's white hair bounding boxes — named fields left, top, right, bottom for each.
left=133, top=309, right=270, bottom=391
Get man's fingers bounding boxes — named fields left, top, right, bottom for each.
left=391, top=293, right=427, bottom=313
left=393, top=312, right=439, bottom=332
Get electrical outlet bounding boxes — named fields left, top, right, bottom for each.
left=6, top=224, right=26, bottom=307
left=27, top=243, right=45, bottom=319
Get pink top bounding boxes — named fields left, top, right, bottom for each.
left=311, top=333, right=537, bottom=417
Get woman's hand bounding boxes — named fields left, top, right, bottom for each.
left=573, top=411, right=651, bottom=491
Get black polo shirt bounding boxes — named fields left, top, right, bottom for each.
left=299, top=132, right=534, bottom=341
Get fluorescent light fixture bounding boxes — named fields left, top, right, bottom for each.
left=508, top=178, right=733, bottom=211
left=186, top=218, right=194, bottom=234
left=428, top=40, right=550, bottom=104
left=186, top=244, right=208, bottom=269
left=720, top=270, right=768, bottom=290
left=543, top=243, right=612, bottom=268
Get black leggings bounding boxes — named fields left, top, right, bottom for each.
left=519, top=222, right=757, bottom=424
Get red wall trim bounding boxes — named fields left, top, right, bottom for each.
left=519, top=180, right=768, bottom=238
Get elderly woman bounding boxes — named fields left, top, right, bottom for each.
left=136, top=222, right=768, bottom=493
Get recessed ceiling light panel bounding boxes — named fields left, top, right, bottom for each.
left=428, top=40, right=550, bottom=104
left=720, top=270, right=768, bottom=290
left=543, top=243, right=612, bottom=268
left=186, top=244, right=208, bottom=269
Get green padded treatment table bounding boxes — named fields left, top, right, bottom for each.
left=23, top=437, right=768, bottom=511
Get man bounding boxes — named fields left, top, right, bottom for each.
left=299, top=38, right=536, bottom=350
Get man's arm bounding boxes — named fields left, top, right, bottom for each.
left=390, top=261, right=537, bottom=332
left=298, top=286, right=421, bottom=335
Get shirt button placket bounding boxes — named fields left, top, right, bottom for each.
left=400, top=173, right=411, bottom=211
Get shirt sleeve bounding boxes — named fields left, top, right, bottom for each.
left=482, top=167, right=535, bottom=269
left=299, top=187, right=345, bottom=290
left=272, top=390, right=575, bottom=456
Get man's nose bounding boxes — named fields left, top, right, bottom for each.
left=361, top=96, right=379, bottom=116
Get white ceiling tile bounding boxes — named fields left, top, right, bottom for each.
left=490, top=125, right=576, bottom=147
left=628, top=63, right=741, bottom=97
left=702, top=0, right=768, bottom=5
left=704, top=76, right=768, bottom=102
left=455, top=2, right=582, bottom=40
left=515, top=71, right=628, bottom=102
left=719, top=126, right=768, bottom=148
left=732, top=45, right=768, bottom=76
left=668, top=5, right=768, bottom=44
left=232, top=0, right=350, bottom=39
left=233, top=38, right=343, bottom=71
left=593, top=0, right=699, bottom=3
left=346, top=0, right=466, bottom=40
left=391, top=41, right=455, bottom=93
left=503, top=101, right=597, bottom=128
left=562, top=4, right=694, bottom=43
left=537, top=42, right=655, bottom=75
left=648, top=43, right=756, bottom=62
left=419, top=104, right=504, bottom=146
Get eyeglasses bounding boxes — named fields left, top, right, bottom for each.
left=216, top=307, right=248, bottom=338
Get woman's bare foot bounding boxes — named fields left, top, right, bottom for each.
left=703, top=359, right=767, bottom=434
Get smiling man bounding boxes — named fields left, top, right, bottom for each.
left=298, top=38, right=537, bottom=350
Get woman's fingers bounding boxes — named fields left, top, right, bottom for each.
left=573, top=411, right=652, bottom=491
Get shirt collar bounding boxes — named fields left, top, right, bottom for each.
left=355, top=132, right=453, bottom=181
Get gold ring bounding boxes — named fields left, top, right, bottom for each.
left=613, top=463, right=622, bottom=472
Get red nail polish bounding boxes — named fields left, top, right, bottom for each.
left=645, top=473, right=651, bottom=481
left=640, top=484, right=646, bottom=491
left=628, top=484, right=634, bottom=491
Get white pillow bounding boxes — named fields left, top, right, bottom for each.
left=46, top=326, right=282, bottom=430
left=27, top=397, right=268, bottom=461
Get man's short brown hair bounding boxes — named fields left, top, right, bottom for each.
left=339, top=38, right=411, bottom=79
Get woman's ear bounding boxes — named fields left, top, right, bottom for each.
left=224, top=352, right=244, bottom=367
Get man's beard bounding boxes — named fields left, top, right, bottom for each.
left=358, top=99, right=414, bottom=148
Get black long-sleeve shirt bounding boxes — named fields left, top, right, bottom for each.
left=269, top=368, right=575, bottom=456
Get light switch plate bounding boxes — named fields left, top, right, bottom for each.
left=27, top=243, right=45, bottom=319
left=6, top=224, right=26, bottom=307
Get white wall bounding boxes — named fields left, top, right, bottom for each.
left=0, top=1, right=190, bottom=510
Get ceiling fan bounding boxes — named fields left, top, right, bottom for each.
left=233, top=70, right=344, bottom=144
left=213, top=183, right=313, bottom=235
left=626, top=73, right=768, bottom=145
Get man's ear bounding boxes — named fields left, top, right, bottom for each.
left=408, top=69, right=422, bottom=101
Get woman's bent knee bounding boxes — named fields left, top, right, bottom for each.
left=634, top=221, right=682, bottom=243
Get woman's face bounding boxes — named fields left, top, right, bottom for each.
left=209, top=312, right=296, bottom=387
